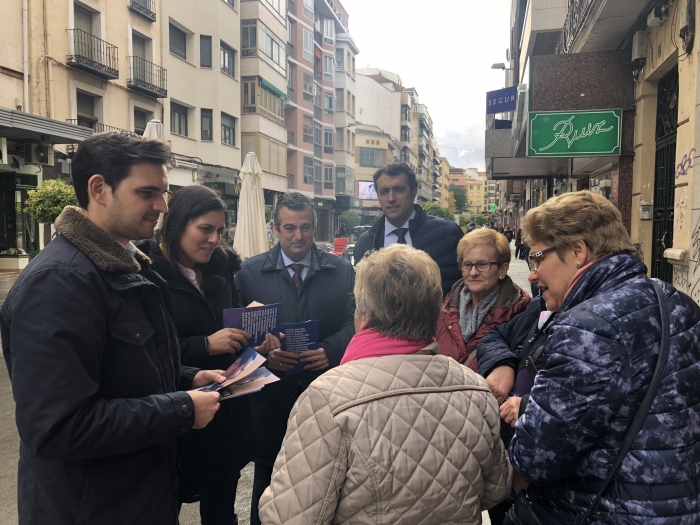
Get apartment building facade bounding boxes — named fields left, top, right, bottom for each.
left=240, top=0, right=289, bottom=206
left=333, top=31, right=359, bottom=220
left=162, top=0, right=242, bottom=225
left=285, top=0, right=349, bottom=242
left=354, top=123, right=394, bottom=224
left=404, top=88, right=437, bottom=203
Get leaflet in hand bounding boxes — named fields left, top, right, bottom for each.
left=223, top=302, right=281, bottom=349
left=196, top=347, right=279, bottom=399
left=281, top=320, right=319, bottom=376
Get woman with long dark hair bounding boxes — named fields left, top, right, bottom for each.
left=137, top=185, right=254, bottom=524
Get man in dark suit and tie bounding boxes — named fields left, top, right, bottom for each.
left=353, top=163, right=464, bottom=295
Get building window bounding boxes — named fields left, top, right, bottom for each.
left=400, top=148, right=410, bottom=163
left=169, top=24, right=187, bottom=60
left=243, top=79, right=256, bottom=113
left=303, top=0, right=313, bottom=19
left=324, top=93, right=333, bottom=113
left=401, top=127, right=409, bottom=142
left=242, top=23, right=257, bottom=57
left=324, top=19, right=334, bottom=45
left=75, top=92, right=97, bottom=128
left=201, top=109, right=213, bottom=141
left=224, top=0, right=235, bottom=7
left=323, top=55, right=334, bottom=82
left=134, top=109, right=147, bottom=134
left=170, top=102, right=188, bottom=136
left=314, top=122, right=321, bottom=146
left=258, top=25, right=286, bottom=76
left=336, top=88, right=344, bottom=111
left=314, top=159, right=322, bottom=183
left=242, top=77, right=284, bottom=125
left=302, top=72, right=313, bottom=102
left=359, top=147, right=386, bottom=168
left=324, top=165, right=334, bottom=189
left=221, top=112, right=236, bottom=146
left=401, top=105, right=410, bottom=121
left=324, top=130, right=333, bottom=153
left=336, top=129, right=344, bottom=150
left=303, top=115, right=313, bottom=143
left=303, top=30, right=313, bottom=62
left=262, top=0, right=284, bottom=17
left=220, top=41, right=236, bottom=77
left=200, top=35, right=212, bottom=67
left=303, top=156, right=313, bottom=184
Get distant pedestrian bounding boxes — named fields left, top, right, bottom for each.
left=353, top=163, right=463, bottom=295
left=235, top=192, right=355, bottom=525
left=0, top=132, right=223, bottom=524
left=259, top=244, right=512, bottom=524
left=514, top=228, right=523, bottom=258
left=503, top=225, right=513, bottom=243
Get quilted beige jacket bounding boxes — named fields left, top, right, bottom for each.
left=259, top=349, right=512, bottom=524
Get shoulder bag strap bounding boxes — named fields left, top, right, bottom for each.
left=574, top=280, right=671, bottom=525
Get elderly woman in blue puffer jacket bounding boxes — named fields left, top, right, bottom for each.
left=507, top=191, right=700, bottom=524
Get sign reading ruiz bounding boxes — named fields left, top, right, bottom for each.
left=527, top=110, right=622, bottom=158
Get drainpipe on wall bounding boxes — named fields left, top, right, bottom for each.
left=43, top=0, right=54, bottom=119
left=22, top=0, right=29, bottom=112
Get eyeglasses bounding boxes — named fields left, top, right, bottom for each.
left=458, top=261, right=500, bottom=272
left=528, top=246, right=557, bottom=270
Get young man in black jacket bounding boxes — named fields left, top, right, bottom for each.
left=352, top=163, right=463, bottom=295
left=235, top=192, right=355, bottom=525
left=0, top=133, right=223, bottom=525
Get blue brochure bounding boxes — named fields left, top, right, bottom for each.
left=281, top=320, right=320, bottom=375
left=223, top=302, right=281, bottom=349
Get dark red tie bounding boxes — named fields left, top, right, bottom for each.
left=290, top=263, right=304, bottom=294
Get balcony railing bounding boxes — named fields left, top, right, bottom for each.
left=67, top=119, right=130, bottom=134
left=127, top=56, right=167, bottom=98
left=67, top=29, right=119, bottom=79
left=287, top=130, right=295, bottom=145
left=555, top=0, right=595, bottom=54
left=128, top=0, right=156, bottom=22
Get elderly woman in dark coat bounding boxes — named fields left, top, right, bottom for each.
left=137, top=186, right=266, bottom=525
left=507, top=191, right=700, bottom=524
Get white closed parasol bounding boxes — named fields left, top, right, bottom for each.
left=234, top=152, right=269, bottom=259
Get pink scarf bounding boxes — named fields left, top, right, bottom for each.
left=562, top=259, right=598, bottom=304
left=340, top=329, right=433, bottom=365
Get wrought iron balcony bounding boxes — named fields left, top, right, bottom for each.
left=67, top=29, right=119, bottom=79
left=128, top=0, right=156, bottom=22
left=67, top=119, right=130, bottom=134
left=555, top=0, right=595, bottom=54
left=127, top=56, right=167, bottom=98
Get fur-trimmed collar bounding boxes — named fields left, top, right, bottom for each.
left=54, top=206, right=151, bottom=274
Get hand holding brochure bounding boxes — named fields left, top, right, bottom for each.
left=196, top=347, right=279, bottom=399
left=281, top=320, right=320, bottom=375
left=222, top=302, right=281, bottom=348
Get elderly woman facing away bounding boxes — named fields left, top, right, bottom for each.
left=507, top=191, right=700, bottom=524
left=259, top=244, right=512, bottom=525
left=437, top=228, right=530, bottom=375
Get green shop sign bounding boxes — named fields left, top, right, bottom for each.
left=528, top=109, right=621, bottom=157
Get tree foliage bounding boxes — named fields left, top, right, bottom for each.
left=24, top=179, right=78, bottom=224
left=338, top=210, right=361, bottom=229
left=421, top=202, right=454, bottom=220
left=448, top=184, right=467, bottom=213
left=474, top=214, right=489, bottom=226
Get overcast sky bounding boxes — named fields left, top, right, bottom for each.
left=341, top=0, right=512, bottom=170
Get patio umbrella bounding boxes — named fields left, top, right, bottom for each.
left=234, top=152, right=269, bottom=259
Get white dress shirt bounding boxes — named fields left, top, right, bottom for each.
left=281, top=249, right=312, bottom=281
left=383, top=211, right=416, bottom=247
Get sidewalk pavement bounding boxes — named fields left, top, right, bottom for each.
left=508, top=243, right=534, bottom=295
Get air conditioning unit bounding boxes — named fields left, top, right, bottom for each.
left=24, top=144, right=55, bottom=166
left=632, top=29, right=648, bottom=61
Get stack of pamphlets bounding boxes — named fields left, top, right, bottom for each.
left=196, top=347, right=279, bottom=399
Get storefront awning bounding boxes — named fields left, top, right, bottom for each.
left=260, top=78, right=287, bottom=99
left=0, top=108, right=92, bottom=144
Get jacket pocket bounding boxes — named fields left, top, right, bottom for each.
left=108, top=319, right=156, bottom=347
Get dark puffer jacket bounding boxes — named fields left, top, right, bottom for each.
left=436, top=276, right=530, bottom=371
left=353, top=204, right=463, bottom=295
left=510, top=254, right=700, bottom=524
